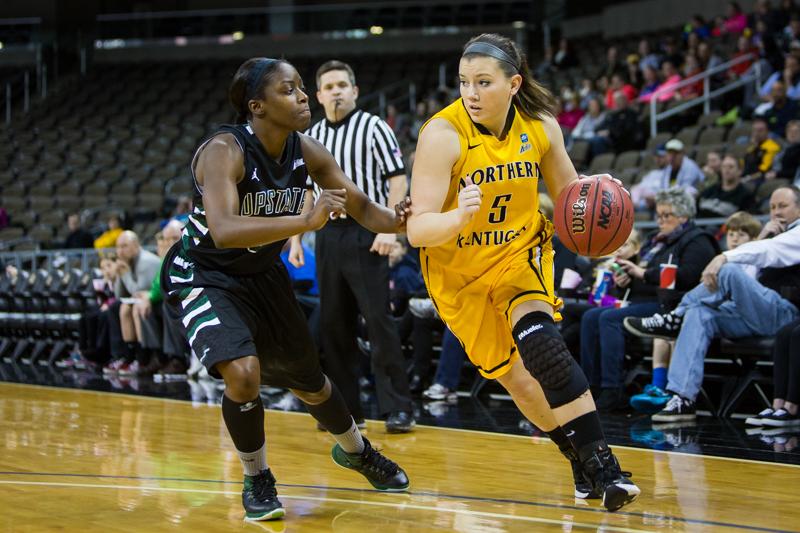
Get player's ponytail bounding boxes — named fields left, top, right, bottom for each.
left=462, top=34, right=556, bottom=121
left=228, top=58, right=284, bottom=123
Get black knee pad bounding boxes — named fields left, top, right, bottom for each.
left=512, top=311, right=589, bottom=408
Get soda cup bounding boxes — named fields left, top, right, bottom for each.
left=614, top=298, right=630, bottom=309
left=593, top=269, right=613, bottom=305
left=660, top=263, right=677, bottom=289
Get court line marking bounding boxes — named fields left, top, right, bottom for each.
left=0, top=479, right=693, bottom=533
left=2, top=380, right=799, bottom=472
left=0, top=471, right=792, bottom=533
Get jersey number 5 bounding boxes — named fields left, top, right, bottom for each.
left=488, top=194, right=512, bottom=224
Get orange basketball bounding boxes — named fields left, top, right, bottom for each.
left=553, top=175, right=634, bottom=257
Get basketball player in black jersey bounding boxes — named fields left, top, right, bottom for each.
left=162, top=58, right=410, bottom=522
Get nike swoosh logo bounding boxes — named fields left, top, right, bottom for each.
left=467, top=143, right=482, bottom=150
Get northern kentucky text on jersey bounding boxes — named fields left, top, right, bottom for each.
left=240, top=187, right=306, bottom=217
left=457, top=224, right=529, bottom=248
left=457, top=160, right=541, bottom=189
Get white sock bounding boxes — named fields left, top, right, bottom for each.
left=333, top=419, right=365, bottom=454
left=238, top=443, right=268, bottom=476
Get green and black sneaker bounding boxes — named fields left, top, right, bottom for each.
left=242, top=469, right=285, bottom=521
left=331, top=436, right=409, bottom=491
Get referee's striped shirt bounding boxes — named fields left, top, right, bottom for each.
left=306, top=108, right=406, bottom=206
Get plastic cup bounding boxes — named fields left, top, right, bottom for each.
left=660, top=263, right=677, bottom=289
left=560, top=268, right=582, bottom=289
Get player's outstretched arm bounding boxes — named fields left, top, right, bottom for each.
left=300, top=134, right=404, bottom=234
left=200, top=135, right=342, bottom=249
left=406, top=119, right=470, bottom=248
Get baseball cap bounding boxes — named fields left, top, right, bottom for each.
left=654, top=143, right=667, bottom=156
left=665, top=139, right=684, bottom=152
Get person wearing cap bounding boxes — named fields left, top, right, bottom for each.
left=660, top=139, right=705, bottom=194
left=630, top=146, right=669, bottom=212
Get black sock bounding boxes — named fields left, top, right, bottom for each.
left=302, top=383, right=354, bottom=435
left=125, top=342, right=138, bottom=362
left=547, top=426, right=574, bottom=455
left=221, top=394, right=265, bottom=453
left=562, top=412, right=608, bottom=462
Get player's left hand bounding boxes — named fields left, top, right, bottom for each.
left=579, top=173, right=625, bottom=189
left=371, top=232, right=397, bottom=256
left=393, top=196, right=412, bottom=230
left=702, top=253, right=727, bottom=292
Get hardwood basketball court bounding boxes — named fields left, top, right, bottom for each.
left=0, top=382, right=796, bottom=532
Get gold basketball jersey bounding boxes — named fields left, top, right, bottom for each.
left=419, top=99, right=551, bottom=277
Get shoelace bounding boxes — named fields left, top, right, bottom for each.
left=252, top=472, right=278, bottom=500
left=665, top=395, right=683, bottom=411
left=641, top=313, right=666, bottom=329
left=361, top=444, right=399, bottom=480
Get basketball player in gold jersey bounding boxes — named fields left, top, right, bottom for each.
left=407, top=34, right=640, bottom=512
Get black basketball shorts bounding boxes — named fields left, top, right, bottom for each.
left=161, top=244, right=325, bottom=392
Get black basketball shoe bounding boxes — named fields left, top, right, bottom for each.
left=331, top=436, right=409, bottom=491
left=623, top=311, right=683, bottom=340
left=561, top=448, right=600, bottom=499
left=581, top=448, right=640, bottom=511
left=242, top=469, right=285, bottom=521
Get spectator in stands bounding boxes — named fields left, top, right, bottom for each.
left=626, top=54, right=642, bottom=89
left=641, top=61, right=682, bottom=103
left=678, top=55, right=703, bottom=100
left=685, top=14, right=712, bottom=40
left=757, top=80, right=800, bottom=136
left=659, top=37, right=684, bottom=71
left=93, top=214, right=123, bottom=250
left=768, top=119, right=800, bottom=181
left=751, top=0, right=782, bottom=34
left=421, top=328, right=468, bottom=403
left=63, top=213, right=94, bottom=249
left=729, top=36, right=759, bottom=79
left=781, top=15, right=800, bottom=50
left=591, top=91, right=641, bottom=155
left=103, top=230, right=162, bottom=375
left=743, top=117, right=782, bottom=182
left=78, top=254, right=119, bottom=366
left=601, top=45, right=624, bottom=79
left=662, top=139, right=705, bottom=195
left=631, top=146, right=668, bottom=212
left=580, top=188, right=719, bottom=411
left=778, top=0, right=800, bottom=24
left=625, top=186, right=800, bottom=422
left=571, top=97, right=606, bottom=144
left=408, top=100, right=427, bottom=142
left=749, top=316, right=800, bottom=426
left=388, top=236, right=424, bottom=316
left=557, top=92, right=584, bottom=132
left=638, top=66, right=661, bottom=102
left=553, top=38, right=579, bottom=70
left=578, top=78, right=600, bottom=110
left=759, top=55, right=800, bottom=100
left=605, top=73, right=637, bottom=110
left=702, top=150, right=723, bottom=182
left=535, top=46, right=554, bottom=78
left=697, top=155, right=754, bottom=217
left=639, top=39, right=661, bottom=73
left=133, top=220, right=188, bottom=379
left=722, top=2, right=748, bottom=35
left=629, top=210, right=762, bottom=414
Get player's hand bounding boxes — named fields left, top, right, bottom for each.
left=393, top=196, right=412, bottom=231
left=580, top=173, right=626, bottom=191
left=288, top=237, right=305, bottom=267
left=371, top=233, right=396, bottom=255
left=457, top=177, right=482, bottom=224
left=702, top=253, right=727, bottom=292
left=306, top=189, right=347, bottom=231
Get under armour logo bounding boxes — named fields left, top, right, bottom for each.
left=251, top=168, right=259, bottom=181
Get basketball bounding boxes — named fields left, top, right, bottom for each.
left=553, top=175, right=634, bottom=257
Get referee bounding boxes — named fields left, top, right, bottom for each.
left=295, top=60, right=414, bottom=433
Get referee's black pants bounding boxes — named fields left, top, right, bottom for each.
left=316, top=221, right=412, bottom=418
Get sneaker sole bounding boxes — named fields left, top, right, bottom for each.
left=745, top=417, right=766, bottom=426
left=602, top=483, right=641, bottom=512
left=651, top=413, right=696, bottom=422
left=630, top=398, right=669, bottom=414
left=760, top=418, right=800, bottom=427
left=244, top=507, right=285, bottom=521
left=330, top=446, right=410, bottom=492
left=622, top=319, right=677, bottom=340
left=575, top=487, right=602, bottom=499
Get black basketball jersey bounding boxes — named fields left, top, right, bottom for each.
left=182, top=123, right=310, bottom=275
